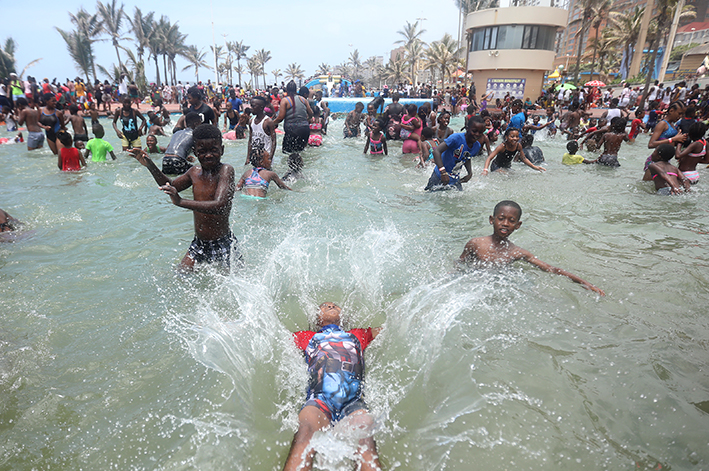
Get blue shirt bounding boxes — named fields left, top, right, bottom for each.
left=509, top=111, right=526, bottom=130
left=434, top=133, right=482, bottom=183
left=228, top=97, right=243, bottom=113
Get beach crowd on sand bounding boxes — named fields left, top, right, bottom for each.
left=2, top=66, right=709, bottom=469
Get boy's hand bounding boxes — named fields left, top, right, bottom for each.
left=160, top=183, right=181, bottom=205
left=116, top=131, right=124, bottom=139
left=129, top=148, right=149, bottom=166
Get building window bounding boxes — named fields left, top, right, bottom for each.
left=470, top=24, right=557, bottom=51
left=522, top=26, right=539, bottom=48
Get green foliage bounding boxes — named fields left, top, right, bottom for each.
left=670, top=42, right=701, bottom=61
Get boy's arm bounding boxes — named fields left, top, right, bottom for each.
left=460, top=158, right=473, bottom=182
left=109, top=150, right=117, bottom=160
left=363, top=137, right=369, bottom=154
left=459, top=238, right=480, bottom=262
left=136, top=111, right=147, bottom=135
left=57, top=151, right=62, bottom=170
left=79, top=150, right=87, bottom=168
left=162, top=165, right=235, bottom=214
left=112, top=111, right=123, bottom=137
left=266, top=118, right=277, bottom=156
left=130, top=148, right=173, bottom=187
left=383, top=136, right=388, bottom=155
left=521, top=249, right=605, bottom=295
left=268, top=171, right=292, bottom=190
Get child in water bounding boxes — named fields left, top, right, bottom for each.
left=131, top=124, right=240, bottom=271
left=562, top=140, right=597, bottom=165
left=236, top=145, right=292, bottom=198
left=343, top=102, right=364, bottom=138
left=56, top=131, right=86, bottom=171
left=417, top=127, right=436, bottom=167
left=144, top=134, right=166, bottom=154
left=363, top=118, right=388, bottom=156
left=84, top=124, right=117, bottom=162
left=675, top=121, right=708, bottom=184
left=648, top=143, right=691, bottom=195
left=308, top=106, right=323, bottom=147
left=482, top=128, right=545, bottom=174
left=459, top=200, right=605, bottom=295
left=597, top=117, right=629, bottom=167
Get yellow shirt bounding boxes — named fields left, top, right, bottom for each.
left=75, top=82, right=86, bottom=97
left=562, top=152, right=585, bottom=165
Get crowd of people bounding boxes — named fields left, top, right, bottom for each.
left=4, top=67, right=709, bottom=468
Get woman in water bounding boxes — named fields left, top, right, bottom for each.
left=432, top=111, right=454, bottom=145
left=273, top=81, right=313, bottom=154
left=38, top=93, right=66, bottom=155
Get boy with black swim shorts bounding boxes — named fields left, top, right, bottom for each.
left=131, top=123, right=241, bottom=271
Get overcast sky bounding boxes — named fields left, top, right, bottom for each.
left=5, top=0, right=467, bottom=85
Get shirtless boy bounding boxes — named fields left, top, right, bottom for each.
left=67, top=104, right=89, bottom=145
left=131, top=124, right=240, bottom=271
left=460, top=201, right=605, bottom=295
left=343, top=102, right=365, bottom=138
left=597, top=117, right=629, bottom=167
left=14, top=97, right=44, bottom=150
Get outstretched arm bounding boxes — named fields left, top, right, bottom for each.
left=130, top=148, right=173, bottom=187
left=522, top=250, right=605, bottom=295
left=161, top=165, right=235, bottom=214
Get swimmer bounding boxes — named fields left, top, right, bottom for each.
left=15, top=97, right=45, bottom=151
left=144, top=134, right=166, bottom=154
left=131, top=123, right=240, bottom=272
left=562, top=140, right=597, bottom=164
left=56, top=131, right=86, bottom=171
left=84, top=124, right=117, bottom=162
left=425, top=115, right=485, bottom=191
left=343, top=102, right=365, bottom=138
left=676, top=121, right=709, bottom=184
left=247, top=96, right=276, bottom=165
left=417, top=126, right=435, bottom=167
left=0, top=208, right=21, bottom=233
left=39, top=93, right=66, bottom=155
left=284, top=302, right=383, bottom=471
left=460, top=200, right=605, bottom=295
left=482, top=128, right=545, bottom=174
left=307, top=106, right=323, bottom=147
left=648, top=144, right=691, bottom=195
left=363, top=118, right=388, bottom=156
left=236, top=145, right=292, bottom=198
left=597, top=117, right=629, bottom=167
left=67, top=104, right=89, bottom=145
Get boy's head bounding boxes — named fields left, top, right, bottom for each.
left=317, top=302, right=342, bottom=329
left=354, top=102, right=364, bottom=112
left=15, top=97, right=28, bottom=109
left=521, top=133, right=534, bottom=148
left=532, top=115, right=540, bottom=124
left=69, top=104, right=79, bottom=115
left=192, top=124, right=223, bottom=169
left=511, top=99, right=523, bottom=112
left=187, top=86, right=202, bottom=106
left=92, top=123, right=105, bottom=138
left=421, top=126, right=434, bottom=140
left=406, top=103, right=417, bottom=114
left=634, top=109, right=645, bottom=119
left=657, top=143, right=675, bottom=162
left=57, top=131, right=72, bottom=147
left=610, top=117, right=626, bottom=132
left=566, top=140, right=579, bottom=154
left=490, top=200, right=522, bottom=237
left=465, top=115, right=485, bottom=139
left=185, top=111, right=202, bottom=129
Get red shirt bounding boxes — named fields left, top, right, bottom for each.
left=630, top=118, right=643, bottom=139
left=60, top=147, right=82, bottom=171
left=293, top=327, right=375, bottom=351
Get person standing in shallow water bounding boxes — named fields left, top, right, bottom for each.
left=284, top=302, right=383, bottom=471
left=273, top=80, right=313, bottom=154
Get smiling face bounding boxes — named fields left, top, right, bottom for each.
left=506, top=129, right=520, bottom=146
left=193, top=137, right=223, bottom=170
left=490, top=205, right=522, bottom=240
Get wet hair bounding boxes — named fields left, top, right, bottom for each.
left=504, top=127, right=520, bottom=139
left=438, top=110, right=451, bottom=123
left=610, top=117, right=626, bottom=132
left=57, top=131, right=72, bottom=147
left=298, top=86, right=310, bottom=98
left=146, top=134, right=157, bottom=143
left=421, top=127, right=434, bottom=140
left=493, top=200, right=522, bottom=218
left=566, top=140, right=579, bottom=154
left=286, top=80, right=297, bottom=95
left=688, top=120, right=707, bottom=141
left=192, top=123, right=221, bottom=144
left=287, top=152, right=303, bottom=171
left=406, top=103, right=418, bottom=114
left=184, top=112, right=202, bottom=128
left=521, top=133, right=534, bottom=148
left=187, top=86, right=202, bottom=99
left=657, top=143, right=675, bottom=162
left=92, top=123, right=105, bottom=138
left=391, top=92, right=400, bottom=101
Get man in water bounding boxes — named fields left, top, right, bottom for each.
left=284, top=302, right=383, bottom=471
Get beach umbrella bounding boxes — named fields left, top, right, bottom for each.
left=554, top=83, right=577, bottom=91
left=584, top=80, right=606, bottom=87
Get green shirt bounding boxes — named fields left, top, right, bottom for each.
left=562, top=152, right=585, bottom=165
left=85, top=137, right=114, bottom=162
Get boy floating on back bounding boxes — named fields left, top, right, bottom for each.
left=131, top=124, right=240, bottom=271
left=460, top=201, right=605, bottom=295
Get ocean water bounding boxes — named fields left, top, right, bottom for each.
left=0, top=115, right=708, bottom=471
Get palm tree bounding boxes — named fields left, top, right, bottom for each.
left=181, top=45, right=211, bottom=83
left=247, top=56, right=261, bottom=89
left=0, top=38, right=17, bottom=78
left=349, top=49, right=363, bottom=81
left=255, top=49, right=272, bottom=89
left=232, top=40, right=249, bottom=86
left=427, top=33, right=458, bottom=85
left=606, top=7, right=645, bottom=79
left=589, top=0, right=612, bottom=81
left=128, top=7, right=153, bottom=66
left=395, top=21, right=427, bottom=85
left=67, top=8, right=102, bottom=81
left=120, top=47, right=144, bottom=92
left=383, top=57, right=408, bottom=85
left=210, top=45, right=225, bottom=83
left=285, top=62, right=305, bottom=82
left=570, top=0, right=602, bottom=84
left=164, top=22, right=187, bottom=85
left=271, top=68, right=282, bottom=85
left=363, top=56, right=382, bottom=87
left=316, top=63, right=330, bottom=75
left=96, top=0, right=127, bottom=73
left=147, top=16, right=167, bottom=85
left=56, top=28, right=94, bottom=82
